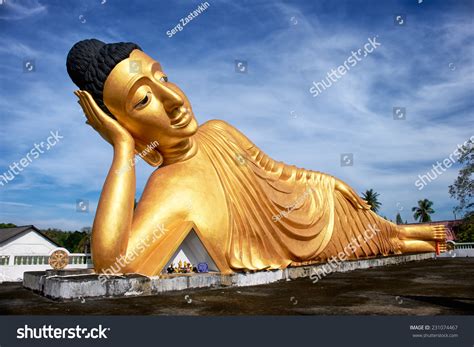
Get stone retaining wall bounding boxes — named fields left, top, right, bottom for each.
left=23, top=252, right=436, bottom=300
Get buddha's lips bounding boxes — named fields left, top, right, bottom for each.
left=169, top=106, right=191, bottom=128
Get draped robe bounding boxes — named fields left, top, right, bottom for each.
left=196, top=121, right=402, bottom=271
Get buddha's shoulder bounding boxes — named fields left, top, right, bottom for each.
left=199, top=120, right=254, bottom=149
left=199, top=119, right=234, bottom=133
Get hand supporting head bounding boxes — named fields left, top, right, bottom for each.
left=67, top=39, right=198, bottom=165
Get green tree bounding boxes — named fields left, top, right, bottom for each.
left=454, top=212, right=474, bottom=242
left=63, top=231, right=84, bottom=252
left=80, top=227, right=92, bottom=253
left=395, top=213, right=403, bottom=225
left=449, top=139, right=473, bottom=218
left=42, top=228, right=90, bottom=253
left=361, top=189, right=381, bottom=213
left=412, top=199, right=435, bottom=223
left=0, top=223, right=17, bottom=228
left=42, top=228, right=69, bottom=246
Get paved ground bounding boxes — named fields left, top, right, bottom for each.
left=0, top=258, right=473, bottom=315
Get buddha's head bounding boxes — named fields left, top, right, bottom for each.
left=66, top=39, right=198, bottom=165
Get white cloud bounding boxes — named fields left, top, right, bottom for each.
left=0, top=0, right=47, bottom=21
left=0, top=201, right=32, bottom=207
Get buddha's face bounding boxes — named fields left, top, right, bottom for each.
left=103, top=49, right=198, bottom=147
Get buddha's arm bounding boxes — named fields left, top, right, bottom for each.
left=209, top=120, right=370, bottom=210
left=92, top=143, right=136, bottom=270
left=334, top=179, right=370, bottom=210
left=75, top=91, right=136, bottom=270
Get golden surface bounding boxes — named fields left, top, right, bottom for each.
left=74, top=49, right=445, bottom=276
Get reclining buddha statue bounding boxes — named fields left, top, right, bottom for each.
left=66, top=39, right=446, bottom=276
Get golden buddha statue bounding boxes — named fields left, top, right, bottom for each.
left=66, top=39, right=445, bottom=276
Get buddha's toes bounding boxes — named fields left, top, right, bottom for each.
left=398, top=224, right=447, bottom=242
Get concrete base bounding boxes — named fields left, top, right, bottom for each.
left=23, top=252, right=435, bottom=300
left=438, top=249, right=474, bottom=257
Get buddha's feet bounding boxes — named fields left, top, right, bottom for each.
left=398, top=224, right=446, bottom=253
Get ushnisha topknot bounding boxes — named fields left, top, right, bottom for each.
left=66, top=38, right=142, bottom=117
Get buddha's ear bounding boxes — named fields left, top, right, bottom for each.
left=134, top=138, right=163, bottom=167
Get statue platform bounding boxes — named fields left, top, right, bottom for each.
left=23, top=252, right=435, bottom=300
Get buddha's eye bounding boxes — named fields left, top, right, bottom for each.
left=134, top=91, right=151, bottom=109
left=159, top=75, right=168, bottom=83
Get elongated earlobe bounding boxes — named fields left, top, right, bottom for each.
left=135, top=139, right=163, bottom=167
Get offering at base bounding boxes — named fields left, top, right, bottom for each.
left=166, top=261, right=196, bottom=274
left=197, top=263, right=209, bottom=273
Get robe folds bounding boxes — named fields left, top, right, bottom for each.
left=197, top=121, right=402, bottom=271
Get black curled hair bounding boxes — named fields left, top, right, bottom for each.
left=66, top=39, right=142, bottom=117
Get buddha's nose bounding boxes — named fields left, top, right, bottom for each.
left=158, top=84, right=184, bottom=114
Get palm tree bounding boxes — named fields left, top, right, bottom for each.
left=361, top=189, right=381, bottom=213
left=395, top=212, right=403, bottom=225
left=412, top=199, right=435, bottom=222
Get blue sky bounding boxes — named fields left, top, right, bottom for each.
left=0, top=0, right=472, bottom=230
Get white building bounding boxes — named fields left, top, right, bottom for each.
left=0, top=225, right=92, bottom=282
